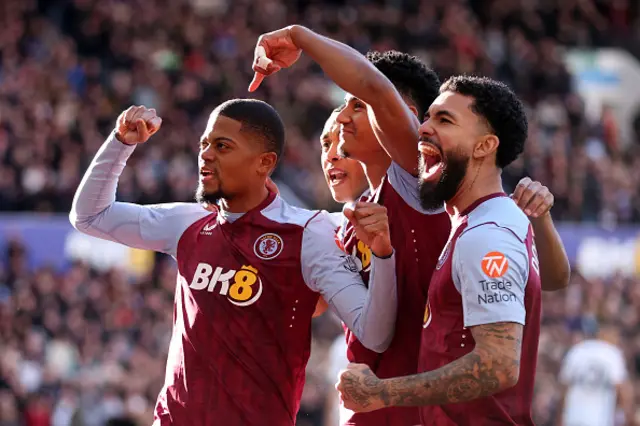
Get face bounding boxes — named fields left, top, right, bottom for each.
left=417, top=91, right=490, bottom=210
left=335, top=95, right=382, bottom=162
left=320, top=113, right=368, bottom=203
left=196, top=113, right=275, bottom=205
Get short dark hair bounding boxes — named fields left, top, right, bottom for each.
left=216, top=99, right=285, bottom=161
left=440, top=76, right=528, bottom=169
left=366, top=50, right=440, bottom=118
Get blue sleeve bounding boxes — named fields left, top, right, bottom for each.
left=300, top=211, right=397, bottom=353
left=69, top=133, right=210, bottom=257
left=452, top=224, right=529, bottom=327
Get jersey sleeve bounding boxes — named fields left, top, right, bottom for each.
left=69, top=132, right=210, bottom=257
left=300, top=211, right=397, bottom=352
left=452, top=224, right=529, bottom=328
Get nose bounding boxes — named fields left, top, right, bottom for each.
left=418, top=117, right=435, bottom=138
left=326, top=141, right=341, bottom=162
left=336, top=107, right=351, bottom=125
left=200, top=144, right=216, bottom=162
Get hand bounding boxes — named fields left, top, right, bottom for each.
left=248, top=26, right=303, bottom=92
left=344, top=202, right=392, bottom=258
left=115, top=105, right=162, bottom=145
left=336, top=363, right=386, bottom=413
left=511, top=177, right=554, bottom=219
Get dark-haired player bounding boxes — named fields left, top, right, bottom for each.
left=70, top=99, right=399, bottom=426
left=250, top=26, right=569, bottom=426
left=338, top=76, right=543, bottom=425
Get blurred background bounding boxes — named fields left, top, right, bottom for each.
left=1, top=0, right=640, bottom=424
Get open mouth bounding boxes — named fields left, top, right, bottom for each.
left=200, top=168, right=215, bottom=182
left=419, top=142, right=444, bottom=182
left=327, top=168, right=348, bottom=186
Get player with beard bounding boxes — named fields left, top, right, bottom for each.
left=69, top=99, right=400, bottom=426
left=250, top=26, right=569, bottom=426
left=337, top=76, right=543, bottom=425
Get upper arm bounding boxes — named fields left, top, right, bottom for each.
left=72, top=202, right=210, bottom=257
left=453, top=225, right=529, bottom=328
left=366, top=96, right=421, bottom=174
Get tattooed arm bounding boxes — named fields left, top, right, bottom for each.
left=337, top=322, right=522, bottom=411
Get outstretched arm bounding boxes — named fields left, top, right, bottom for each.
left=250, top=26, right=420, bottom=174
left=70, top=107, right=209, bottom=256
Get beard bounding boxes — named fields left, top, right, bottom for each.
left=195, top=182, right=228, bottom=206
left=418, top=148, right=469, bottom=211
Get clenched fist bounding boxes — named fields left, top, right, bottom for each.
left=336, top=363, right=386, bottom=413
left=344, top=202, right=393, bottom=258
left=115, top=105, right=163, bottom=145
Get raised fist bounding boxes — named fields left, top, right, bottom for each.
left=344, top=202, right=393, bottom=258
left=115, top=105, right=162, bottom=145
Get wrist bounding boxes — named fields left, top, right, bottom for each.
left=288, top=24, right=308, bottom=49
left=114, top=130, right=135, bottom=146
left=530, top=211, right=552, bottom=227
left=372, top=245, right=393, bottom=259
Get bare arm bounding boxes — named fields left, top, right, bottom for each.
left=531, top=213, right=571, bottom=291
left=253, top=26, right=420, bottom=173
left=511, top=178, right=570, bottom=291
left=340, top=322, right=522, bottom=409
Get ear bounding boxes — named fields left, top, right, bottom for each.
left=473, top=134, right=499, bottom=160
left=257, top=152, right=278, bottom=176
left=407, top=105, right=419, bottom=119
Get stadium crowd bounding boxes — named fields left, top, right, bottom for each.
left=1, top=0, right=640, bottom=424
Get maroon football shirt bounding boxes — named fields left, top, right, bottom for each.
left=338, top=162, right=451, bottom=426
left=419, top=194, right=541, bottom=425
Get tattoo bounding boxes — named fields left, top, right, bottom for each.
left=383, top=322, right=523, bottom=407
left=340, top=367, right=385, bottom=409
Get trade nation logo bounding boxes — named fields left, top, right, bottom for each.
left=481, top=251, right=509, bottom=278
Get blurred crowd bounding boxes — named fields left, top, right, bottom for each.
left=2, top=0, right=640, bottom=425
left=1, top=0, right=640, bottom=220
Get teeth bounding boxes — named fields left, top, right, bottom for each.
left=329, top=170, right=346, bottom=181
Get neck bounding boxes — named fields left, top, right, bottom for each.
left=445, top=165, right=503, bottom=217
left=218, top=185, right=269, bottom=214
left=360, top=152, right=392, bottom=192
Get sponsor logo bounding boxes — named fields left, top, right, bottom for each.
left=481, top=251, right=509, bottom=278
left=477, top=280, right=518, bottom=305
left=188, top=263, right=263, bottom=306
left=254, top=233, right=284, bottom=260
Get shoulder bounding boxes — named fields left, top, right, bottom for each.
left=143, top=202, right=213, bottom=217
left=260, top=195, right=321, bottom=228
left=463, top=196, right=530, bottom=242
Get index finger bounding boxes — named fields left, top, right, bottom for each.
left=248, top=72, right=266, bottom=92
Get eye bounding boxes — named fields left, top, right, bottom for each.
left=200, top=140, right=209, bottom=149
left=216, top=142, right=230, bottom=151
left=440, top=117, right=452, bottom=124
left=321, top=141, right=330, bottom=151
left=354, top=101, right=365, bottom=110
